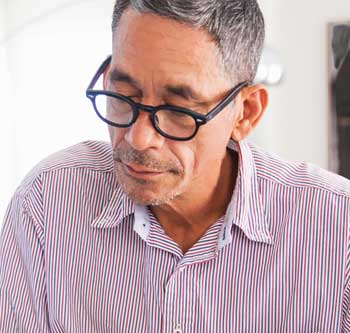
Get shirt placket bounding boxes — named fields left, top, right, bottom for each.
left=135, top=207, right=225, bottom=333
left=163, top=268, right=186, bottom=333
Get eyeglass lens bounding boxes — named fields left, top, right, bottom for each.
left=94, top=94, right=197, bottom=139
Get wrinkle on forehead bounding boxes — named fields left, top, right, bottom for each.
left=112, top=8, right=229, bottom=100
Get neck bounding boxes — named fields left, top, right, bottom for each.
left=150, top=149, right=239, bottom=253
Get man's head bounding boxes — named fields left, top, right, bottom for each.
left=111, top=0, right=265, bottom=83
left=104, top=1, right=268, bottom=206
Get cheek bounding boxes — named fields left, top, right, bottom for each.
left=207, top=109, right=236, bottom=143
left=191, top=118, right=233, bottom=169
left=169, top=143, right=196, bottom=180
left=108, top=126, right=127, bottom=147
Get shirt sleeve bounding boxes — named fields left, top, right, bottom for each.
left=0, top=188, right=51, bottom=332
left=342, top=200, right=350, bottom=332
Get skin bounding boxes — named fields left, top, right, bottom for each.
left=104, top=8, right=268, bottom=253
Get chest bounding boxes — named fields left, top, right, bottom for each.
left=45, top=221, right=345, bottom=332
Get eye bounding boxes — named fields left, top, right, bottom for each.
left=108, top=82, right=140, bottom=98
left=125, top=96, right=141, bottom=103
left=170, top=111, right=189, bottom=118
left=115, top=90, right=138, bottom=97
left=175, top=106, right=202, bottom=114
left=112, top=91, right=141, bottom=102
left=164, top=100, right=203, bottom=113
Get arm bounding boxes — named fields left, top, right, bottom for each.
left=0, top=189, right=50, bottom=332
left=342, top=200, right=350, bottom=332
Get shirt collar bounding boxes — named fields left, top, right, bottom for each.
left=91, top=185, right=135, bottom=228
left=219, top=139, right=272, bottom=246
left=91, top=139, right=273, bottom=246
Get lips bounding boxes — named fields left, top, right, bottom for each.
left=121, top=162, right=165, bottom=180
left=125, top=163, right=163, bottom=174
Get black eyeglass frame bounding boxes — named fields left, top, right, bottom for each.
left=86, top=55, right=249, bottom=141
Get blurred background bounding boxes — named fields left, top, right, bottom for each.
left=0, top=0, right=349, bottom=222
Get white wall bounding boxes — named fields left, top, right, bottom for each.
left=0, top=0, right=348, bottom=221
left=0, top=0, right=114, bottom=220
left=0, top=0, right=16, bottom=220
left=256, top=0, right=348, bottom=168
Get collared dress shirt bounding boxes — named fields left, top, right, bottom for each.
left=1, top=140, right=350, bottom=333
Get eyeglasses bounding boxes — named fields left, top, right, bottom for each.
left=86, top=55, right=249, bottom=141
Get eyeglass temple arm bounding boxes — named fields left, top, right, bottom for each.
left=204, top=81, right=249, bottom=122
left=86, top=55, right=112, bottom=91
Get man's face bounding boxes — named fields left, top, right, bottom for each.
left=106, top=8, right=242, bottom=206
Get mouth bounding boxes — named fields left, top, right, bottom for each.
left=121, top=162, right=165, bottom=180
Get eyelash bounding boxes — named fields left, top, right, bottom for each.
left=115, top=92, right=201, bottom=112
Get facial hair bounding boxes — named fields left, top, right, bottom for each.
left=112, top=144, right=186, bottom=205
left=112, top=145, right=183, bottom=176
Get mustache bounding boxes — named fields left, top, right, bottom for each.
left=112, top=147, right=183, bottom=175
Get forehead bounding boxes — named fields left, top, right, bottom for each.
left=111, top=8, right=227, bottom=88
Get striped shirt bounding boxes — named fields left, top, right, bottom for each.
left=1, top=139, right=350, bottom=333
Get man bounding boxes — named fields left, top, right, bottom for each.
left=1, top=0, right=349, bottom=332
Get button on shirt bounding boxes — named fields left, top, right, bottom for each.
left=1, top=140, right=350, bottom=332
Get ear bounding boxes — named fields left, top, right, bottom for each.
left=231, top=84, right=268, bottom=141
left=102, top=63, right=111, bottom=90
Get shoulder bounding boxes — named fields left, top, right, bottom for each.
left=35, top=140, right=113, bottom=173
left=249, top=142, right=350, bottom=198
left=17, top=140, right=115, bottom=198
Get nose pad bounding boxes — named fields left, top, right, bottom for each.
left=153, top=113, right=160, bottom=126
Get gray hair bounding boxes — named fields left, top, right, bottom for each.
left=111, top=0, right=265, bottom=83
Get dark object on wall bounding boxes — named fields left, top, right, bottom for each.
left=329, top=23, right=350, bottom=179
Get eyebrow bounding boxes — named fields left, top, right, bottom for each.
left=108, top=68, right=142, bottom=91
left=164, top=84, right=207, bottom=104
left=108, top=67, right=207, bottom=104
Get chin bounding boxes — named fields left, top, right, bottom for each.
left=123, top=187, right=179, bottom=206
left=118, top=177, right=185, bottom=206
left=115, top=163, right=187, bottom=206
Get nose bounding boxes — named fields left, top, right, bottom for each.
left=124, top=110, right=165, bottom=150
